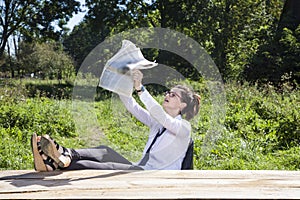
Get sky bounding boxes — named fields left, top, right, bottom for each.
left=66, top=0, right=87, bottom=31
left=5, top=0, right=87, bottom=55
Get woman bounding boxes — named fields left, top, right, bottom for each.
left=31, top=70, right=201, bottom=171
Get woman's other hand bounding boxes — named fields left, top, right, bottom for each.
left=132, top=69, right=143, bottom=90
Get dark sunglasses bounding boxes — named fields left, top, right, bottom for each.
left=164, top=91, right=182, bottom=99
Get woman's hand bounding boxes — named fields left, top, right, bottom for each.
left=132, top=69, right=143, bottom=90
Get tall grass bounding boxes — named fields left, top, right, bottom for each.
left=0, top=78, right=299, bottom=170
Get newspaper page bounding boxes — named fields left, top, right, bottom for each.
left=99, top=40, right=158, bottom=96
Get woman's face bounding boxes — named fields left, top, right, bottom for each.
left=162, top=88, right=185, bottom=114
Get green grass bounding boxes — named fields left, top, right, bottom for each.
left=0, top=78, right=299, bottom=170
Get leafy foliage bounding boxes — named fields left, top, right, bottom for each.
left=0, top=81, right=82, bottom=170
left=0, top=0, right=299, bottom=170
left=194, top=81, right=300, bottom=170
left=2, top=0, right=298, bottom=85
left=244, top=25, right=300, bottom=85
left=0, top=0, right=81, bottom=58
left=3, top=79, right=299, bottom=170
left=63, top=0, right=286, bottom=83
left=17, top=41, right=76, bottom=80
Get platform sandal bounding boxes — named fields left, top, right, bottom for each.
left=40, top=135, right=71, bottom=168
left=31, top=133, right=58, bottom=171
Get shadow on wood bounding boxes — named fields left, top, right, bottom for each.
left=0, top=170, right=300, bottom=199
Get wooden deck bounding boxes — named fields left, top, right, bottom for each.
left=0, top=170, right=300, bottom=199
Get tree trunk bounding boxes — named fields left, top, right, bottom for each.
left=6, top=41, right=14, bottom=78
left=277, top=0, right=300, bottom=32
left=0, top=36, right=8, bottom=59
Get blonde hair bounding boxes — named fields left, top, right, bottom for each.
left=173, top=85, right=201, bottom=120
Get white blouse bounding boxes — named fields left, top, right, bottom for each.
left=119, top=89, right=191, bottom=170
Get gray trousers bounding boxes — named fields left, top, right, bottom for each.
left=65, top=145, right=143, bottom=170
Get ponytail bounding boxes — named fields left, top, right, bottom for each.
left=174, top=85, right=201, bottom=120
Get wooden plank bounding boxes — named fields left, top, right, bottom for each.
left=0, top=170, right=300, bottom=199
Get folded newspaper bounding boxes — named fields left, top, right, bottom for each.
left=99, top=40, right=158, bottom=96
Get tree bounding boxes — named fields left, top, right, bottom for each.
left=277, top=0, right=300, bottom=32
left=244, top=0, right=300, bottom=85
left=63, top=22, right=97, bottom=72
left=63, top=0, right=285, bottom=82
left=0, top=0, right=81, bottom=59
left=121, top=0, right=284, bottom=80
left=0, top=50, right=15, bottom=77
left=63, top=0, right=136, bottom=70
left=18, top=41, right=75, bottom=80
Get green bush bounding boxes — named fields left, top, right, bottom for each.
left=0, top=98, right=76, bottom=137
left=0, top=88, right=79, bottom=169
left=194, top=81, right=300, bottom=170
left=0, top=79, right=299, bottom=170
left=0, top=127, right=32, bottom=170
